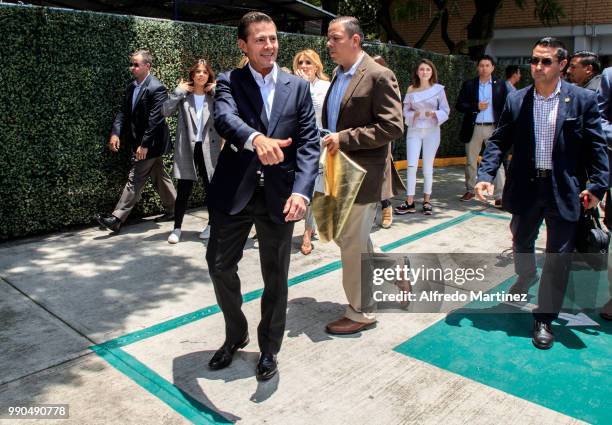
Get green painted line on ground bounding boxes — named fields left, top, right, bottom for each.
left=380, top=211, right=480, bottom=252
left=91, top=345, right=231, bottom=425
left=91, top=210, right=513, bottom=425
left=97, top=211, right=486, bottom=350
left=394, top=272, right=612, bottom=424
left=472, top=210, right=512, bottom=221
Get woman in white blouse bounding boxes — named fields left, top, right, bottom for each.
left=395, top=59, right=450, bottom=215
left=292, top=49, right=331, bottom=255
left=162, top=59, right=222, bottom=244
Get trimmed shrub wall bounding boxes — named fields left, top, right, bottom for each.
left=0, top=4, right=479, bottom=239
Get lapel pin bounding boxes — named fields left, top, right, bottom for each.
left=564, top=97, right=570, bottom=103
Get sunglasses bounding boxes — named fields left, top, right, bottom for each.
left=129, top=62, right=141, bottom=68
left=298, top=60, right=312, bottom=65
left=529, top=57, right=556, bottom=66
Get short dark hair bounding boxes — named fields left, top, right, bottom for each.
left=571, top=50, right=601, bottom=74
left=533, top=37, right=568, bottom=62
left=329, top=16, right=364, bottom=45
left=505, top=65, right=520, bottom=79
left=237, top=11, right=274, bottom=41
left=132, top=49, right=153, bottom=66
left=477, top=55, right=496, bottom=67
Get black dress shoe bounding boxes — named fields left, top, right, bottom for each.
left=256, top=352, right=278, bottom=381
left=154, top=213, right=175, bottom=223
left=96, top=214, right=121, bottom=232
left=208, top=336, right=249, bottom=371
left=532, top=320, right=554, bottom=350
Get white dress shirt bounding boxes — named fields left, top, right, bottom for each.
left=243, top=63, right=309, bottom=203
left=245, top=63, right=278, bottom=150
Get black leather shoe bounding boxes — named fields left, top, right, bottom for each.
left=96, top=214, right=121, bottom=232
left=154, top=213, right=175, bottom=223
left=256, top=352, right=278, bottom=381
left=508, top=274, right=538, bottom=296
left=208, top=336, right=249, bottom=371
left=532, top=321, right=554, bottom=350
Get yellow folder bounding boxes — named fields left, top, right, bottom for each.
left=311, top=149, right=367, bottom=243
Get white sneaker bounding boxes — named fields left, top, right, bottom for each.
left=168, top=229, right=181, bottom=244
left=199, top=225, right=211, bottom=240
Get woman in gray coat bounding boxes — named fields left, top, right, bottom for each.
left=162, top=58, right=222, bottom=243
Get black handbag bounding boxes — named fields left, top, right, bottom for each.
left=575, top=203, right=610, bottom=270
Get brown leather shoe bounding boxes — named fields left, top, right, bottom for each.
left=460, top=192, right=475, bottom=202
left=325, top=317, right=377, bottom=335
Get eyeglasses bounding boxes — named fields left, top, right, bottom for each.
left=298, top=60, right=312, bottom=65
left=529, top=57, right=556, bottom=66
left=129, top=62, right=140, bottom=68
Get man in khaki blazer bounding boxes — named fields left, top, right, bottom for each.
left=322, top=16, right=404, bottom=334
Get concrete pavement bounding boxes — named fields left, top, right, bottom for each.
left=1, top=166, right=609, bottom=424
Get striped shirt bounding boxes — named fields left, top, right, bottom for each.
left=533, top=80, right=561, bottom=170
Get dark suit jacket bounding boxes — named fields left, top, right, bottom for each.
left=211, top=66, right=320, bottom=223
left=598, top=67, right=612, bottom=186
left=478, top=80, right=609, bottom=222
left=455, top=77, right=508, bottom=143
left=321, top=53, right=404, bottom=204
left=111, top=74, right=171, bottom=159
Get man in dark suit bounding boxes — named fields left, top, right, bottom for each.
left=205, top=12, right=319, bottom=380
left=475, top=37, right=609, bottom=349
left=598, top=66, right=612, bottom=321
left=96, top=49, right=176, bottom=232
left=456, top=55, right=508, bottom=205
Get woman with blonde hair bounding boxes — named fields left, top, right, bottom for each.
left=292, top=49, right=330, bottom=255
left=162, top=58, right=222, bottom=243
left=395, top=58, right=450, bottom=216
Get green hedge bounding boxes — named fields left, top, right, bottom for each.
left=0, top=4, right=479, bottom=239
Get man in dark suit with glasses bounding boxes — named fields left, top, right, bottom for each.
left=96, top=49, right=176, bottom=232
left=476, top=37, right=608, bottom=349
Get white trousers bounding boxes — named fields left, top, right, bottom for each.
left=406, top=127, right=440, bottom=196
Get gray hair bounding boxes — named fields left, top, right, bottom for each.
left=131, top=49, right=153, bottom=66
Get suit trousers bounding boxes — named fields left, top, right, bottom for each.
left=334, top=202, right=378, bottom=324
left=510, top=176, right=577, bottom=324
left=465, top=124, right=505, bottom=198
left=205, top=187, right=295, bottom=354
left=113, top=156, right=176, bottom=222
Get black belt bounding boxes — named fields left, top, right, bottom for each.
left=535, top=168, right=552, bottom=178
left=474, top=122, right=494, bottom=126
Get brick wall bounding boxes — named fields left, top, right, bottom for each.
left=394, top=0, right=612, bottom=55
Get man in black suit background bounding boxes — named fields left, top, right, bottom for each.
left=96, top=49, right=176, bottom=232
left=475, top=37, right=609, bottom=349
left=456, top=55, right=508, bottom=205
left=205, top=12, right=319, bottom=380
